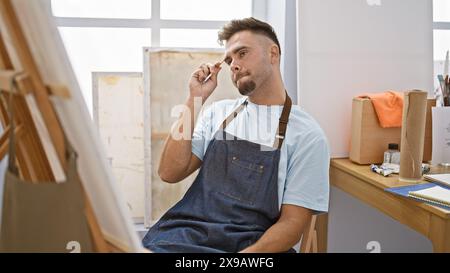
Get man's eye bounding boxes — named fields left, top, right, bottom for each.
left=239, top=51, right=247, bottom=57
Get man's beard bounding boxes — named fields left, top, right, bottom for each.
left=236, top=77, right=256, bottom=96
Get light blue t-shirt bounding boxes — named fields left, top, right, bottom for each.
left=192, top=97, right=330, bottom=213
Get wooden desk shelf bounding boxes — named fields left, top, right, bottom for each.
left=320, top=158, right=450, bottom=252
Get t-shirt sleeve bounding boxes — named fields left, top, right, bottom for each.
left=191, top=104, right=214, bottom=161
left=282, top=131, right=330, bottom=214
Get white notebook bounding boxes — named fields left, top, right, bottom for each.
left=423, top=173, right=450, bottom=187
left=408, top=186, right=450, bottom=208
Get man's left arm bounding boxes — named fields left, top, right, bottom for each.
left=239, top=204, right=312, bottom=253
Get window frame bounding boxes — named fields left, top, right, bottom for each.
left=51, top=0, right=267, bottom=47
left=432, top=0, right=450, bottom=95
left=432, top=0, right=450, bottom=56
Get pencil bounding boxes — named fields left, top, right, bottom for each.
left=202, top=59, right=225, bottom=84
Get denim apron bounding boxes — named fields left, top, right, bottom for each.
left=143, top=93, right=292, bottom=253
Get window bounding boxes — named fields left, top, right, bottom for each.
left=160, top=29, right=220, bottom=48
left=58, top=27, right=151, bottom=110
left=51, top=0, right=265, bottom=226
left=52, top=0, right=151, bottom=19
left=52, top=0, right=264, bottom=114
left=160, top=0, right=252, bottom=21
left=433, top=0, right=450, bottom=89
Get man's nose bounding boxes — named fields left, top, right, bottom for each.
left=230, top=62, right=240, bottom=73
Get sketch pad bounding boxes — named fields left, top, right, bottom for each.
left=408, top=186, right=450, bottom=209
left=423, top=173, right=450, bottom=188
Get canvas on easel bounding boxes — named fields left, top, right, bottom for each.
left=143, top=48, right=241, bottom=226
left=92, top=72, right=145, bottom=224
left=0, top=0, right=143, bottom=252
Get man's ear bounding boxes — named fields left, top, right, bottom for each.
left=270, top=44, right=280, bottom=64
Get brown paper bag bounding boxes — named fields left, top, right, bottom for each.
left=349, top=97, right=434, bottom=164
left=0, top=146, right=94, bottom=252
left=0, top=90, right=93, bottom=252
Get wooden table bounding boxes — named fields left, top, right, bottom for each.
left=317, top=158, right=450, bottom=252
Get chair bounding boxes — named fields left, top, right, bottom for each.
left=299, top=215, right=318, bottom=253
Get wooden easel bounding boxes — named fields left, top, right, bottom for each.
left=0, top=0, right=119, bottom=252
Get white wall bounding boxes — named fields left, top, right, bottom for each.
left=297, top=0, right=433, bottom=157
left=267, top=0, right=298, bottom=102
left=267, top=0, right=286, bottom=75
left=297, top=0, right=434, bottom=252
left=284, top=0, right=298, bottom=102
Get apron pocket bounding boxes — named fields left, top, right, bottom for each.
left=220, top=156, right=265, bottom=205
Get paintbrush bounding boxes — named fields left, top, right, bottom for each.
left=442, top=75, right=449, bottom=106
left=202, top=59, right=225, bottom=84
left=438, top=74, right=445, bottom=93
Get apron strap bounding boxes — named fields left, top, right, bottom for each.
left=6, top=74, right=78, bottom=182
left=220, top=99, right=248, bottom=131
left=273, top=92, right=292, bottom=149
left=219, top=91, right=293, bottom=150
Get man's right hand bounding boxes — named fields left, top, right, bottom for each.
left=189, top=62, right=223, bottom=102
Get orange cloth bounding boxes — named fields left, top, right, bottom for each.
left=358, top=91, right=404, bottom=128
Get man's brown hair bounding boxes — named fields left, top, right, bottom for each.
left=218, top=17, right=281, bottom=55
